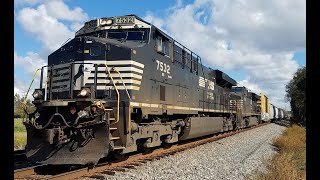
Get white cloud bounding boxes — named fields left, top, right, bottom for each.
left=16, top=0, right=88, bottom=52
left=144, top=11, right=166, bottom=31
left=15, top=0, right=88, bottom=99
left=14, top=50, right=46, bottom=75
left=70, top=22, right=84, bottom=32
left=42, top=0, right=88, bottom=22
left=237, top=79, right=263, bottom=94
left=14, top=78, right=35, bottom=100
left=17, top=6, right=74, bottom=52
left=14, top=50, right=46, bottom=100
left=14, top=78, right=27, bottom=95
left=143, top=0, right=305, bottom=109
left=211, top=0, right=306, bottom=53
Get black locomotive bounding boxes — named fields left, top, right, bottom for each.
left=24, top=15, right=263, bottom=165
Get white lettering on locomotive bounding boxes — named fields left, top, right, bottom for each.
left=156, top=60, right=171, bottom=78
left=199, top=76, right=215, bottom=90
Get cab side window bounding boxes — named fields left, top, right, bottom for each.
left=156, top=36, right=163, bottom=53
left=90, top=46, right=101, bottom=56
left=156, top=35, right=170, bottom=57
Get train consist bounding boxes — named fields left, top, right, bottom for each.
left=23, top=15, right=288, bottom=165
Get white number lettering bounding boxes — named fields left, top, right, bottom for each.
left=155, top=60, right=171, bottom=76
left=156, top=60, right=160, bottom=70
left=160, top=62, right=163, bottom=71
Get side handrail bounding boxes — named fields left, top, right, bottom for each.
left=110, top=67, right=132, bottom=101
left=104, top=63, right=120, bottom=125
left=21, top=68, right=41, bottom=120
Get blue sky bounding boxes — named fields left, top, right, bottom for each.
left=293, top=51, right=306, bottom=67
left=14, top=0, right=305, bottom=109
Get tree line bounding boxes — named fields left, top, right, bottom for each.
left=285, top=66, right=306, bottom=125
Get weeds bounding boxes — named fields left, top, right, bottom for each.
left=14, top=118, right=27, bottom=150
left=249, top=125, right=306, bottom=180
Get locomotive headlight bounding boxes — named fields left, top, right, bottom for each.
left=32, top=89, right=43, bottom=100
left=106, top=19, right=113, bottom=25
left=78, top=87, right=91, bottom=97
left=100, top=19, right=113, bottom=25
left=33, top=91, right=39, bottom=98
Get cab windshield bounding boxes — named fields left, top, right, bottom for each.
left=107, top=31, right=145, bottom=41
left=231, top=87, right=244, bottom=93
left=78, top=28, right=150, bottom=47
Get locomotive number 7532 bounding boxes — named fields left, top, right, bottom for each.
left=156, top=60, right=170, bottom=74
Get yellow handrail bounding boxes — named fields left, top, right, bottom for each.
left=104, top=63, right=120, bottom=125
left=111, top=68, right=131, bottom=100
left=44, top=72, right=50, bottom=89
left=111, top=68, right=132, bottom=134
left=21, top=68, right=41, bottom=118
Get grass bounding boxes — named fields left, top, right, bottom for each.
left=248, top=125, right=306, bottom=180
left=14, top=118, right=27, bottom=150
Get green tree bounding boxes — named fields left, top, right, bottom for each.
left=285, top=66, right=306, bottom=124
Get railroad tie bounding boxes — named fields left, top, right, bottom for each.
left=101, top=171, right=116, bottom=175
left=123, top=165, right=136, bottom=169
left=89, top=174, right=107, bottom=179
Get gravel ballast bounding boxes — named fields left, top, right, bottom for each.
left=95, top=123, right=286, bottom=180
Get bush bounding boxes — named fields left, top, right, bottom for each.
left=14, top=118, right=27, bottom=150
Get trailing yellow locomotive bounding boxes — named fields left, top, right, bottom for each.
left=23, top=15, right=279, bottom=166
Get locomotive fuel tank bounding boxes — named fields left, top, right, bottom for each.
left=247, top=117, right=258, bottom=126
left=179, top=117, right=224, bottom=140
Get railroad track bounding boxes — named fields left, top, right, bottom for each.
left=14, top=150, right=26, bottom=162
left=14, top=122, right=270, bottom=179
left=273, top=119, right=292, bottom=127
left=14, top=150, right=28, bottom=170
left=14, top=149, right=41, bottom=170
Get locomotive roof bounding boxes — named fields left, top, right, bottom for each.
left=212, top=70, right=237, bottom=88
left=249, top=92, right=260, bottom=100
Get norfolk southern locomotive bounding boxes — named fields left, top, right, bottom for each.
left=24, top=15, right=276, bottom=165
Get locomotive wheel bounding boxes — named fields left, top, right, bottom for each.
left=112, top=152, right=127, bottom=161
left=162, top=142, right=172, bottom=149
left=142, top=146, right=154, bottom=154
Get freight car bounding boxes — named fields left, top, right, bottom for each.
left=274, top=106, right=279, bottom=120
left=267, top=103, right=290, bottom=122
left=257, top=93, right=270, bottom=122
left=23, top=15, right=268, bottom=166
left=270, top=104, right=275, bottom=122
left=278, top=108, right=285, bottom=120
